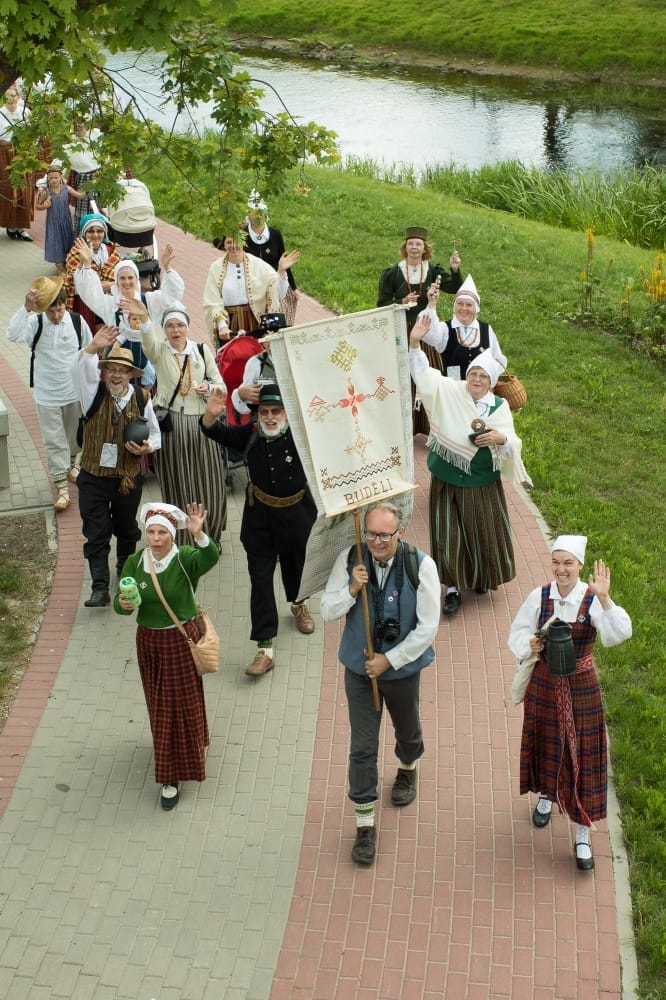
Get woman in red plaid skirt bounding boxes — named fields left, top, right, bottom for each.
left=114, top=501, right=219, bottom=810
left=509, top=535, right=632, bottom=871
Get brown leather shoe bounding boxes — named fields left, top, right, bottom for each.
left=245, top=650, right=275, bottom=677
left=351, top=826, right=377, bottom=865
left=391, top=768, right=417, bottom=806
left=291, top=602, right=315, bottom=634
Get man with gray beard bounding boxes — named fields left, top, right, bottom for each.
left=200, top=382, right=317, bottom=676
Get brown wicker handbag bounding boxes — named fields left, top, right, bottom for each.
left=494, top=372, right=527, bottom=411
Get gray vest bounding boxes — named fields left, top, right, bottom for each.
left=339, top=543, right=435, bottom=679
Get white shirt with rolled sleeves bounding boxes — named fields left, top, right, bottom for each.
left=70, top=350, right=161, bottom=454
left=7, top=307, right=93, bottom=407
left=508, top=578, right=632, bottom=661
left=321, top=548, right=441, bottom=671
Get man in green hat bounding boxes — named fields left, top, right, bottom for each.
left=200, top=382, right=317, bottom=676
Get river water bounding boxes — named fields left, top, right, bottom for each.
left=107, top=52, right=666, bottom=173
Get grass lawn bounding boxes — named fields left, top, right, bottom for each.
left=142, top=158, right=666, bottom=993
left=225, top=0, right=666, bottom=82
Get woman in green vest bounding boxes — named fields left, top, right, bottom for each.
left=409, top=317, right=532, bottom=617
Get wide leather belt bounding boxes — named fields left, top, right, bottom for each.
left=248, top=482, right=305, bottom=508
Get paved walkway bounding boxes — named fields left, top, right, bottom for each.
left=0, top=212, right=636, bottom=999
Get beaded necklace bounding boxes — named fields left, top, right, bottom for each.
left=456, top=323, right=480, bottom=348
left=404, top=259, right=425, bottom=297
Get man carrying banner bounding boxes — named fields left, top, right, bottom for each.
left=321, top=502, right=440, bottom=866
left=200, top=382, right=318, bottom=676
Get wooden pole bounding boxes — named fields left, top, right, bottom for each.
left=354, top=509, right=381, bottom=712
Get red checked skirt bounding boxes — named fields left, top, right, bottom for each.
left=137, top=621, right=209, bottom=785
left=520, top=660, right=607, bottom=824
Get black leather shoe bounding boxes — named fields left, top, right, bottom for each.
left=6, top=228, right=19, bottom=240
left=17, top=229, right=34, bottom=241
left=160, top=783, right=180, bottom=810
left=442, top=591, right=461, bottom=616
left=575, top=842, right=595, bottom=871
left=532, top=798, right=552, bottom=828
left=391, top=768, right=417, bottom=806
left=84, top=587, right=110, bottom=608
left=351, top=826, right=376, bottom=865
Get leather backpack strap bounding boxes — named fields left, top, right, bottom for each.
left=146, top=550, right=189, bottom=638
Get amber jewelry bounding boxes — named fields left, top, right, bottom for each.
left=404, top=260, right=425, bottom=298
left=172, top=352, right=192, bottom=397
left=455, top=323, right=480, bottom=348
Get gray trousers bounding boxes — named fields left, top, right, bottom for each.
left=36, top=401, right=81, bottom=482
left=344, top=668, right=424, bottom=805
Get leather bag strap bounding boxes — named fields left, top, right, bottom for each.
left=147, top=550, right=189, bottom=639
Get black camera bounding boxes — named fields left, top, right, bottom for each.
left=374, top=618, right=401, bottom=647
left=259, top=312, right=287, bottom=333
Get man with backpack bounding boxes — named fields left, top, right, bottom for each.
left=321, top=502, right=440, bottom=866
left=7, top=275, right=93, bottom=511
left=71, top=326, right=160, bottom=607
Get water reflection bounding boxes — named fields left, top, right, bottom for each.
left=105, top=52, right=665, bottom=173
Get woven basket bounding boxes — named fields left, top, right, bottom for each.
left=494, top=372, right=527, bottom=411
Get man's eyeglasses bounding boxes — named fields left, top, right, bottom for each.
left=364, top=529, right=400, bottom=543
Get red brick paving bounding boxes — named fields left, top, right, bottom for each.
left=0, top=207, right=628, bottom=998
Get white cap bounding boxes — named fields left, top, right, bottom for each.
left=468, top=348, right=502, bottom=388
left=551, top=535, right=587, bottom=564
left=140, top=502, right=187, bottom=538
left=455, top=274, right=480, bottom=308
left=247, top=189, right=267, bottom=212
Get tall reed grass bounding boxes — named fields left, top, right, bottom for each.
left=342, top=157, right=666, bottom=249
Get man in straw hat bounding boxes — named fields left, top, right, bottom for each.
left=71, top=325, right=161, bottom=607
left=200, top=382, right=317, bottom=675
left=7, top=275, right=94, bottom=511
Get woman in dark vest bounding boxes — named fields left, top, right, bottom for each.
left=508, top=536, right=631, bottom=871
left=377, top=225, right=462, bottom=435
left=418, top=273, right=507, bottom=382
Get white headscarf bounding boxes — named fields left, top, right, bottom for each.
left=467, top=348, right=502, bottom=389
left=140, top=502, right=187, bottom=539
left=552, top=535, right=587, bottom=565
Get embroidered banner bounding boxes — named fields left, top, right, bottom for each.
left=269, top=305, right=415, bottom=597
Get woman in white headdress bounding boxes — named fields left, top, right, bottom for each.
left=114, top=501, right=220, bottom=811
left=418, top=273, right=507, bottom=382
left=241, top=190, right=300, bottom=325
left=122, top=297, right=227, bottom=547
left=508, top=536, right=631, bottom=871
left=409, top=316, right=532, bottom=616
left=73, top=237, right=184, bottom=350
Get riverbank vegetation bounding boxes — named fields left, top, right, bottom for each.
left=227, top=0, right=666, bottom=84
left=142, top=158, right=666, bottom=996
left=344, top=158, right=666, bottom=250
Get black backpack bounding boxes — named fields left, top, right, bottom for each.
left=30, top=312, right=83, bottom=388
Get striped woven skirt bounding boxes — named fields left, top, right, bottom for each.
left=137, top=621, right=209, bottom=785
left=520, top=660, right=607, bottom=823
left=428, top=475, right=515, bottom=591
left=153, top=410, right=227, bottom=544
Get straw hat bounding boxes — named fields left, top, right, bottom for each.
left=98, top=344, right=144, bottom=378
left=28, top=275, right=65, bottom=312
